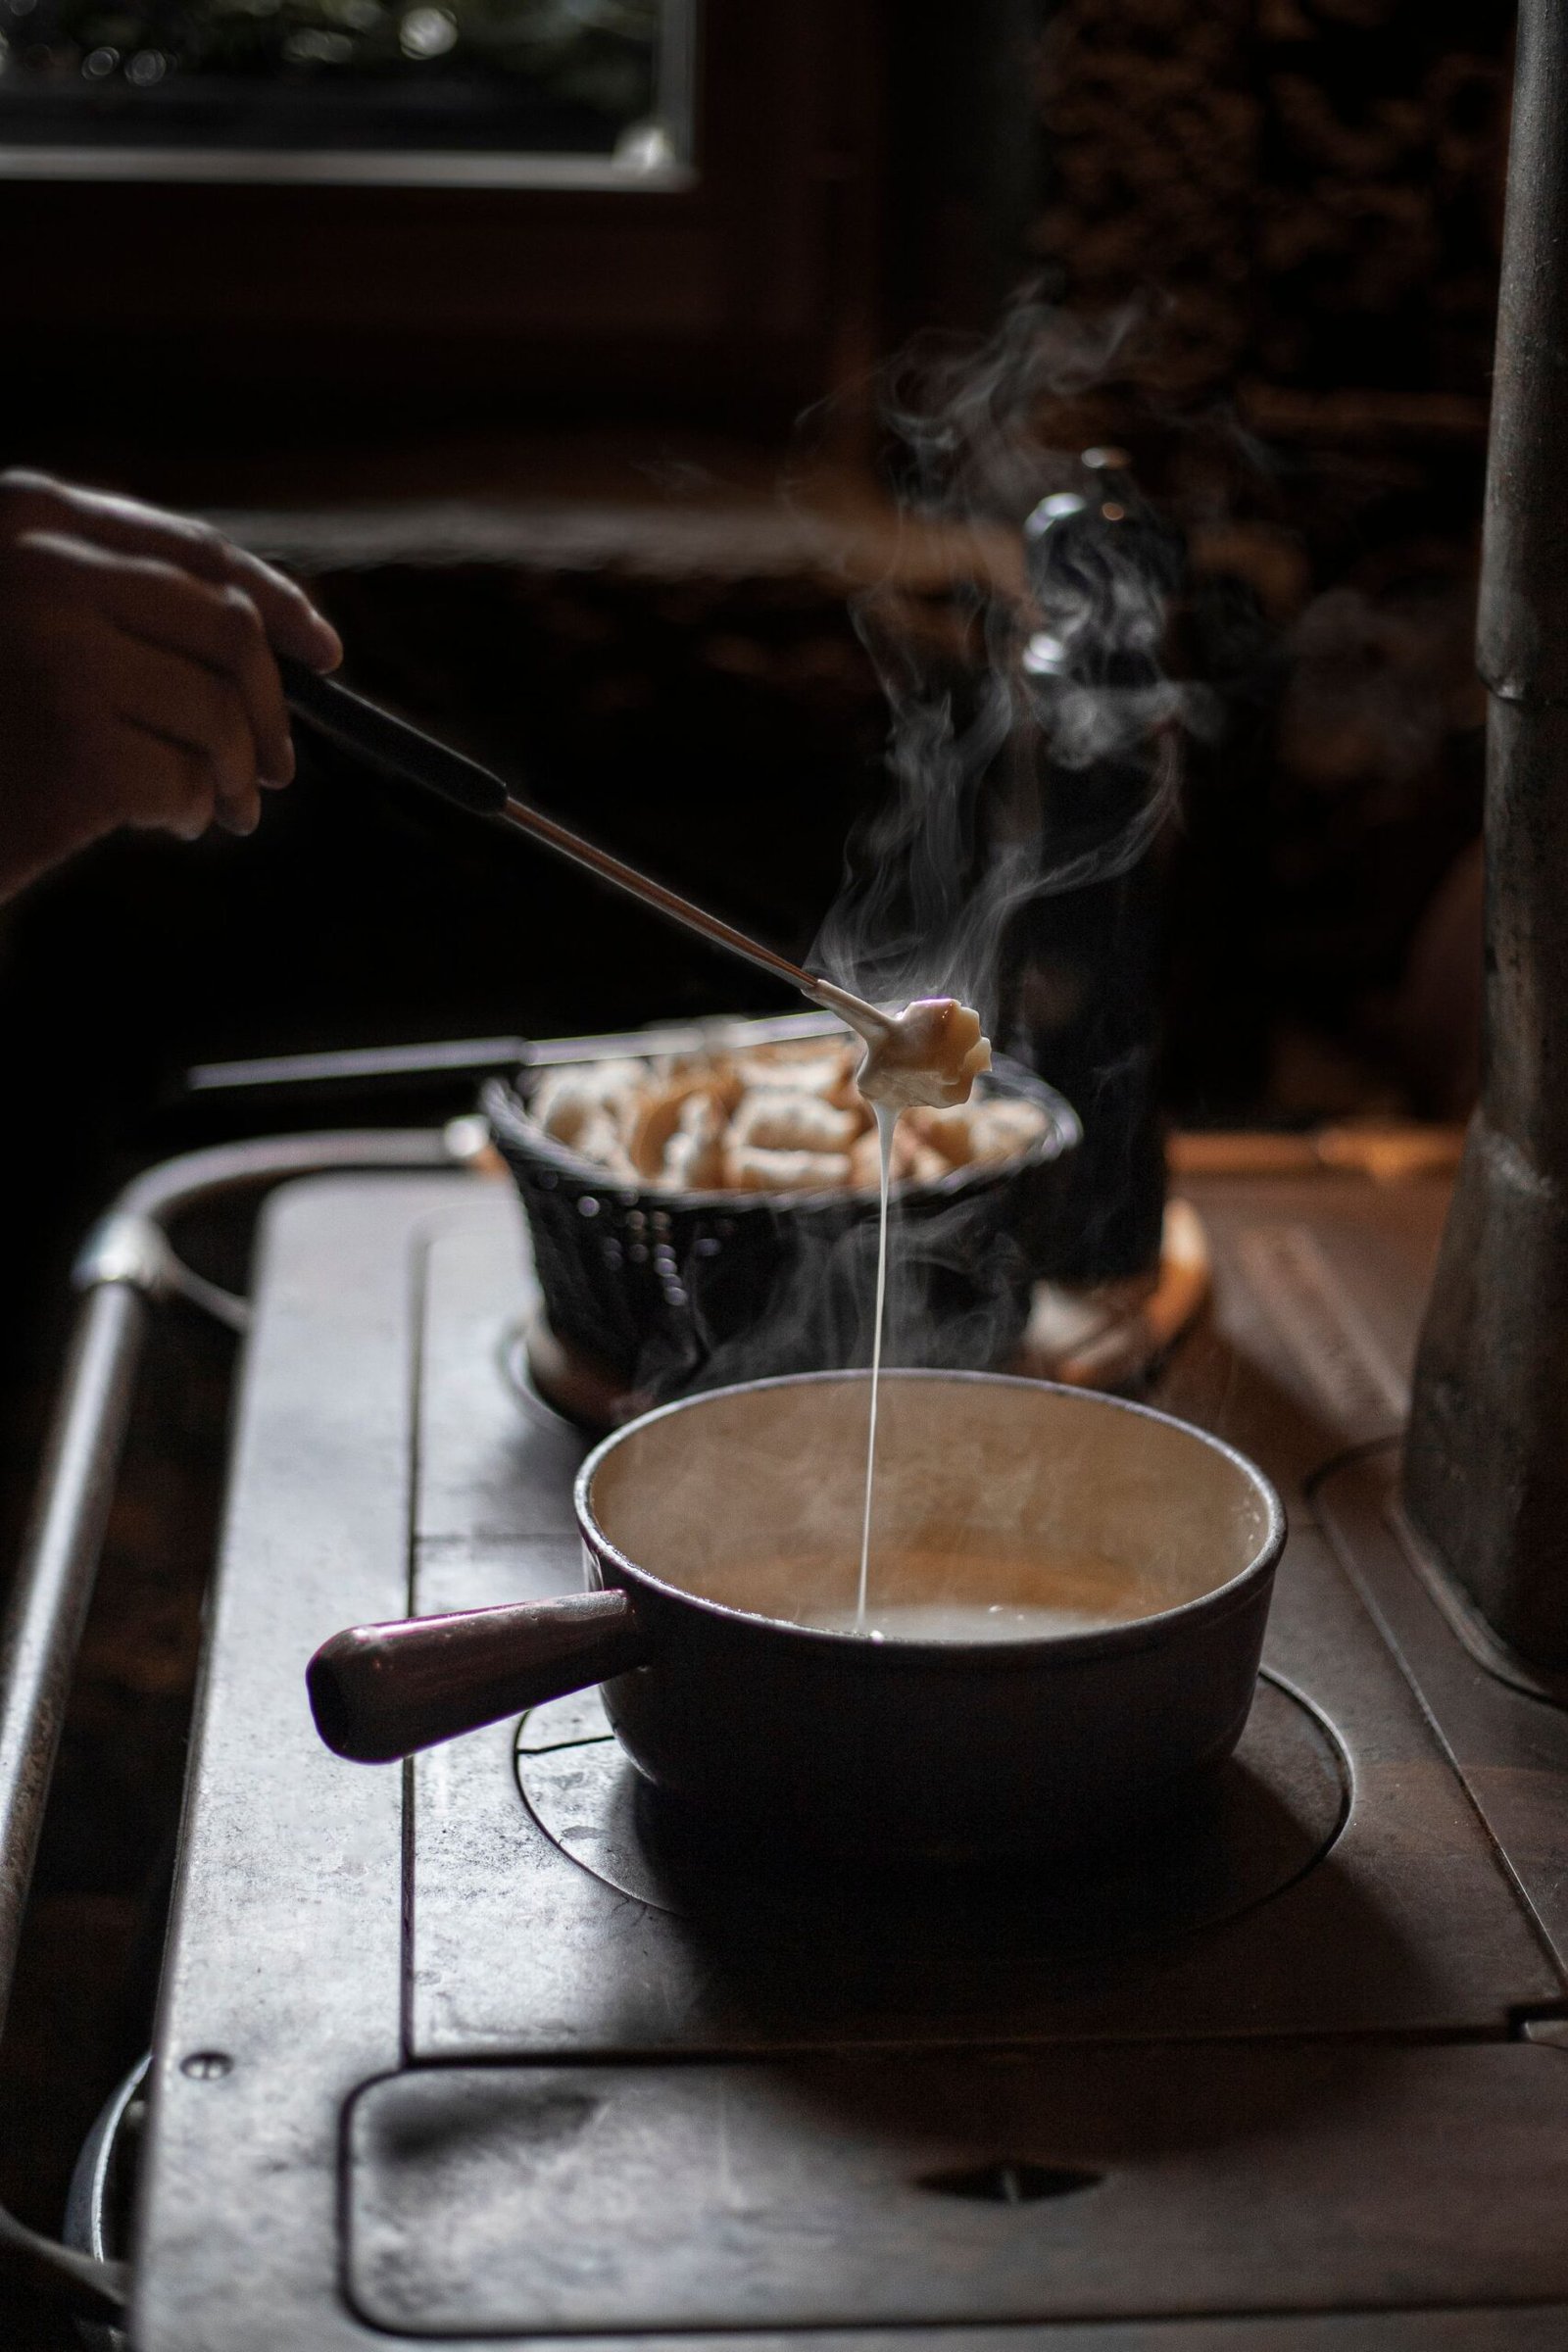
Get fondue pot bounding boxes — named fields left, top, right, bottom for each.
left=309, top=1372, right=1285, bottom=1866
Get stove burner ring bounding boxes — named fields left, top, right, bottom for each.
left=515, top=1672, right=1348, bottom=1959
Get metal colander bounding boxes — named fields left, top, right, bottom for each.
left=484, top=1013, right=1080, bottom=1410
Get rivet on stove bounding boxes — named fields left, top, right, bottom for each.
left=578, top=1197, right=601, bottom=1219
left=181, top=2051, right=233, bottom=2081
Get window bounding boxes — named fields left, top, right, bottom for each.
left=0, top=0, right=694, bottom=183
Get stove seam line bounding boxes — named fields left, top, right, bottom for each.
left=400, top=1225, right=434, bottom=2068
left=390, top=2022, right=1530, bottom=2071
left=1308, top=1451, right=1568, bottom=1996
left=370, top=2296, right=1568, bottom=2333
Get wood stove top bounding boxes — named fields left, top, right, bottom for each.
left=131, top=1166, right=1568, bottom=2348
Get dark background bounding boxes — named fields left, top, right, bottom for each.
left=0, top=0, right=1514, bottom=2334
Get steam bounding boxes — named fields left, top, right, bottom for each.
left=629, top=302, right=1225, bottom=1406
left=810, top=298, right=1213, bottom=1031
left=636, top=1177, right=1038, bottom=1406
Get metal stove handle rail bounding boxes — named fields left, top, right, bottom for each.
left=0, top=1126, right=466, bottom=2320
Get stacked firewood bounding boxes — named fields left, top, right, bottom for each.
left=1032, top=0, right=1506, bottom=407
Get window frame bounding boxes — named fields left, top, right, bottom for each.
left=0, top=0, right=697, bottom=189
left=5, top=2, right=888, bottom=446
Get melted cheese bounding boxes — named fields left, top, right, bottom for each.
left=853, top=998, right=993, bottom=1112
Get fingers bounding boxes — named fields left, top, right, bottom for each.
left=67, top=539, right=295, bottom=789
left=112, top=727, right=218, bottom=843
left=0, top=467, right=341, bottom=672
left=13, top=529, right=288, bottom=833
left=0, top=483, right=318, bottom=885
left=105, top=621, right=265, bottom=837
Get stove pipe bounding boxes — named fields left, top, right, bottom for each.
left=1403, top=0, right=1568, bottom=1669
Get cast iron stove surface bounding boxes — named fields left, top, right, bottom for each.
left=515, top=1674, right=1348, bottom=1960
left=130, top=1169, right=1568, bottom=2350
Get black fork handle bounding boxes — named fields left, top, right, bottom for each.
left=280, top=658, right=510, bottom=819
left=279, top=660, right=846, bottom=1008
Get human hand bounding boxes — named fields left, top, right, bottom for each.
left=0, top=469, right=342, bottom=901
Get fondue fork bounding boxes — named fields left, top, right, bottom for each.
left=280, top=660, right=894, bottom=1046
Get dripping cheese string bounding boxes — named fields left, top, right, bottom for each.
left=851, top=998, right=990, bottom=1632
left=855, top=1103, right=898, bottom=1630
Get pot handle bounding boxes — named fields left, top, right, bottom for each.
left=307, top=1589, right=651, bottom=1763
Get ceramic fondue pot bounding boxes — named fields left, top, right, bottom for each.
left=307, top=1370, right=1286, bottom=1866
